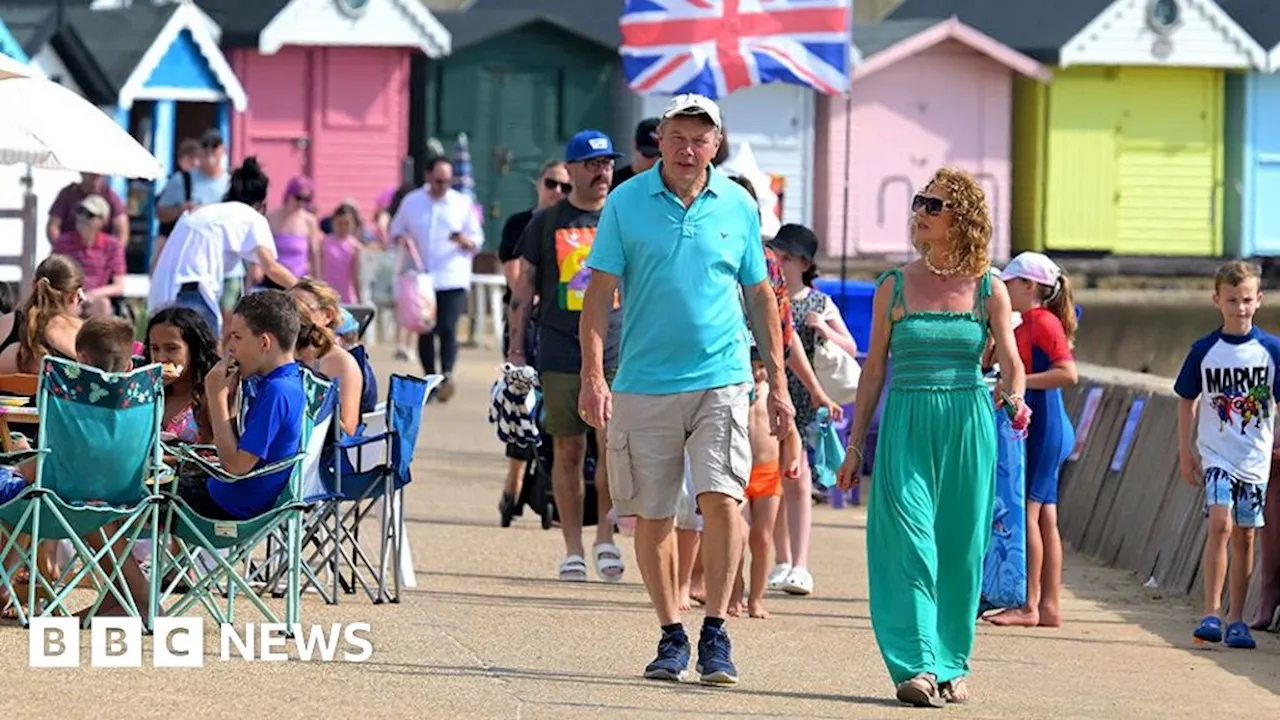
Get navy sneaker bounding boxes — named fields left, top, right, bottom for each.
left=643, top=630, right=689, bottom=681
left=696, top=624, right=739, bottom=686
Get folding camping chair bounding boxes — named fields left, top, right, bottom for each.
left=158, top=368, right=333, bottom=627
left=309, top=373, right=440, bottom=604
left=0, top=358, right=166, bottom=628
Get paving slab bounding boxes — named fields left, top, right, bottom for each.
left=0, top=345, right=1277, bottom=719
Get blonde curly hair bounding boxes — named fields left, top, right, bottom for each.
left=911, top=166, right=992, bottom=277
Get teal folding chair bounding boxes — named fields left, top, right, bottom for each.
left=158, top=368, right=332, bottom=628
left=0, top=358, right=166, bottom=628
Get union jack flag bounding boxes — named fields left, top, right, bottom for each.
left=619, top=0, right=852, bottom=99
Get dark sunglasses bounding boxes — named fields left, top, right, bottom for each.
left=75, top=208, right=99, bottom=220
left=543, top=177, right=571, bottom=194
left=911, top=194, right=952, bottom=216
left=294, top=194, right=313, bottom=204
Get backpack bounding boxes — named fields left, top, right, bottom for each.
left=157, top=170, right=192, bottom=236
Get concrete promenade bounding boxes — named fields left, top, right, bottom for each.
left=1, top=346, right=1278, bottom=719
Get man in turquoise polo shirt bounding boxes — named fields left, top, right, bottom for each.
left=579, top=93, right=794, bottom=687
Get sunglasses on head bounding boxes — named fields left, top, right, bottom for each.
left=911, top=194, right=951, bottom=216
left=543, top=177, right=571, bottom=194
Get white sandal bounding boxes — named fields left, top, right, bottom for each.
left=593, top=542, right=625, bottom=583
left=781, top=566, right=814, bottom=596
left=767, top=563, right=792, bottom=591
left=558, top=554, right=588, bottom=582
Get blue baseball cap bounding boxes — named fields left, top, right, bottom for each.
left=564, top=130, right=622, bottom=163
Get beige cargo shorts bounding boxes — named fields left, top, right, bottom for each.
left=606, top=382, right=752, bottom=520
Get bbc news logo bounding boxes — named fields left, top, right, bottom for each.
left=29, top=618, right=373, bottom=667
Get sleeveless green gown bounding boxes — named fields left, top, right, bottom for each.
left=867, top=268, right=998, bottom=686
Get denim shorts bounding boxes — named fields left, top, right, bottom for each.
left=1204, top=466, right=1268, bottom=528
left=174, top=285, right=222, bottom=337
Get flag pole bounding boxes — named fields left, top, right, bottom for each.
left=839, top=90, right=852, bottom=306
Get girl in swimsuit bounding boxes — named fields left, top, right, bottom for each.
left=289, top=278, right=364, bottom=437
left=263, top=176, right=321, bottom=284
left=0, top=254, right=84, bottom=374
left=146, top=307, right=220, bottom=444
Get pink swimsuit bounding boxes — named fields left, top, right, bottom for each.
left=321, top=235, right=360, bottom=304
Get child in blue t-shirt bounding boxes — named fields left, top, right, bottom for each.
left=175, top=290, right=306, bottom=520
left=1175, top=260, right=1280, bottom=650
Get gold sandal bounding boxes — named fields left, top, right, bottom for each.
left=939, top=678, right=970, bottom=704
left=895, top=672, right=945, bottom=708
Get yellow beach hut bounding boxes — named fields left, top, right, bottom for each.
left=887, top=0, right=1267, bottom=257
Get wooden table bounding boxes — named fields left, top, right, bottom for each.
left=0, top=404, right=38, bottom=452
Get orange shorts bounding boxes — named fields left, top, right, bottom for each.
left=745, top=460, right=782, bottom=501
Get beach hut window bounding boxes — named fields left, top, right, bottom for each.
left=335, top=0, right=370, bottom=18
left=1147, top=0, right=1182, bottom=34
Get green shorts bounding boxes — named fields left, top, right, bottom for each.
left=541, top=369, right=615, bottom=437
left=221, top=276, right=244, bottom=312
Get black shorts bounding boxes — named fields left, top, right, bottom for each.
left=175, top=476, right=237, bottom=521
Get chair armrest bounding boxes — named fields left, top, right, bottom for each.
left=337, top=432, right=391, bottom=450
left=174, top=445, right=306, bottom=484
left=0, top=448, right=45, bottom=467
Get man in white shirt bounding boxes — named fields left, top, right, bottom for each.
left=148, top=157, right=298, bottom=336
left=389, top=156, right=484, bottom=401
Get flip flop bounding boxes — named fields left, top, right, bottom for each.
left=895, top=672, right=945, bottom=708
left=558, top=554, right=588, bottom=582
left=592, top=542, right=625, bottom=583
left=940, top=678, right=970, bottom=704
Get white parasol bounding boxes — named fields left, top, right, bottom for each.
left=0, top=53, right=163, bottom=179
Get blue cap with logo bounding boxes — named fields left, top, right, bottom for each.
left=564, top=130, right=622, bottom=163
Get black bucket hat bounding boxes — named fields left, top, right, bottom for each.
left=768, top=223, right=819, bottom=263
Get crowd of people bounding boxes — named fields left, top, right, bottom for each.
left=483, top=91, right=1279, bottom=708
left=6, top=90, right=1274, bottom=708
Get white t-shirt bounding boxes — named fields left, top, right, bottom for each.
left=148, top=201, right=276, bottom=315
left=1174, top=326, right=1280, bottom=484
left=388, top=187, right=484, bottom=292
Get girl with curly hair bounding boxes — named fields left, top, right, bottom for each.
left=146, top=306, right=220, bottom=444
left=836, top=167, right=1027, bottom=707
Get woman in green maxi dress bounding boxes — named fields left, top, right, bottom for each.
left=836, top=168, right=1027, bottom=708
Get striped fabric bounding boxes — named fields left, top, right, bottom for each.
left=489, top=364, right=541, bottom=449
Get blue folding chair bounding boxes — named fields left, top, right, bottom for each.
left=312, top=373, right=440, bottom=604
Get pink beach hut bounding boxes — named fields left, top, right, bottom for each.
left=813, top=18, right=1052, bottom=262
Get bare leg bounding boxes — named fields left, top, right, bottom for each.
left=689, top=539, right=706, bottom=605
left=728, top=504, right=749, bottom=617
left=772, top=506, right=791, bottom=566
left=987, top=501, right=1043, bottom=627
left=748, top=495, right=780, bottom=618
left=593, top=428, right=616, bottom=547
left=502, top=458, right=524, bottom=497
left=1226, top=526, right=1256, bottom=624
left=781, top=458, right=814, bottom=570
left=676, top=529, right=701, bottom=611
left=1251, top=473, right=1280, bottom=629
left=1037, top=504, right=1064, bottom=627
left=634, top=516, right=680, bottom=625
left=551, top=435, right=587, bottom=566
left=697, top=492, right=746, bottom=621
left=1203, top=506, right=1232, bottom=617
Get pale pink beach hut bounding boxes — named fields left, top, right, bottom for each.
left=813, top=17, right=1052, bottom=262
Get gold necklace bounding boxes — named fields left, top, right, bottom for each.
left=922, top=253, right=959, bottom=277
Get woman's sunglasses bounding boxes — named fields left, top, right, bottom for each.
left=912, top=194, right=951, bottom=216
left=543, top=178, right=571, bottom=194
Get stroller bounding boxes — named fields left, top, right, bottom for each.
left=500, top=386, right=600, bottom=529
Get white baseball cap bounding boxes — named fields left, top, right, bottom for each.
left=1000, top=251, right=1062, bottom=287
left=661, top=93, right=723, bottom=128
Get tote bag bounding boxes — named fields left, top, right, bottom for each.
left=812, top=337, right=860, bottom=405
